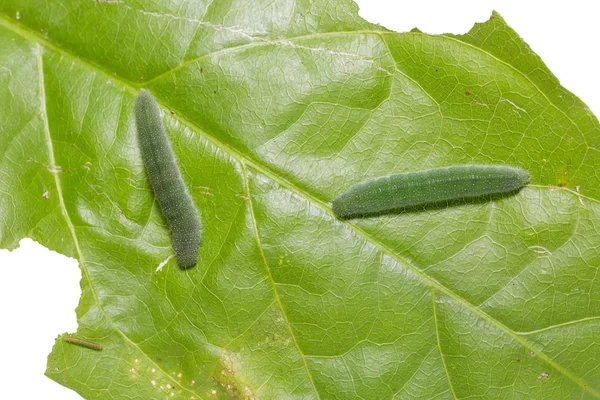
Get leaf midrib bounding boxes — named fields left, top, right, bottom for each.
left=3, top=12, right=599, bottom=397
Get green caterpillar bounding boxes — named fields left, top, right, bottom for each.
left=63, top=336, right=103, bottom=351
left=332, top=165, right=530, bottom=218
left=135, top=90, right=202, bottom=268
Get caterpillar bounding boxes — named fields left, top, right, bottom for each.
left=332, top=165, right=530, bottom=218
left=62, top=336, right=104, bottom=351
left=135, top=90, right=202, bottom=268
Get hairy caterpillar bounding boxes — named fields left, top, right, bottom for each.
left=62, top=336, right=104, bottom=351
left=135, top=90, right=202, bottom=268
left=332, top=165, right=530, bottom=218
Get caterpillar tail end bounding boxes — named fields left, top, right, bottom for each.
left=175, top=250, right=199, bottom=269
left=332, top=198, right=351, bottom=220
left=506, top=166, right=531, bottom=193
left=517, top=168, right=531, bottom=187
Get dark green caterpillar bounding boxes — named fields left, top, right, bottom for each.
left=332, top=165, right=530, bottom=218
left=135, top=90, right=201, bottom=268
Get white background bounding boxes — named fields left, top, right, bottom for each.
left=1, top=2, right=599, bottom=398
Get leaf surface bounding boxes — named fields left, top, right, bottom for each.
left=0, top=2, right=599, bottom=399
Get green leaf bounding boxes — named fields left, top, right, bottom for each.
left=1, top=2, right=599, bottom=398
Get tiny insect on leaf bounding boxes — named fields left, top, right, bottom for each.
left=62, top=336, right=104, bottom=351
